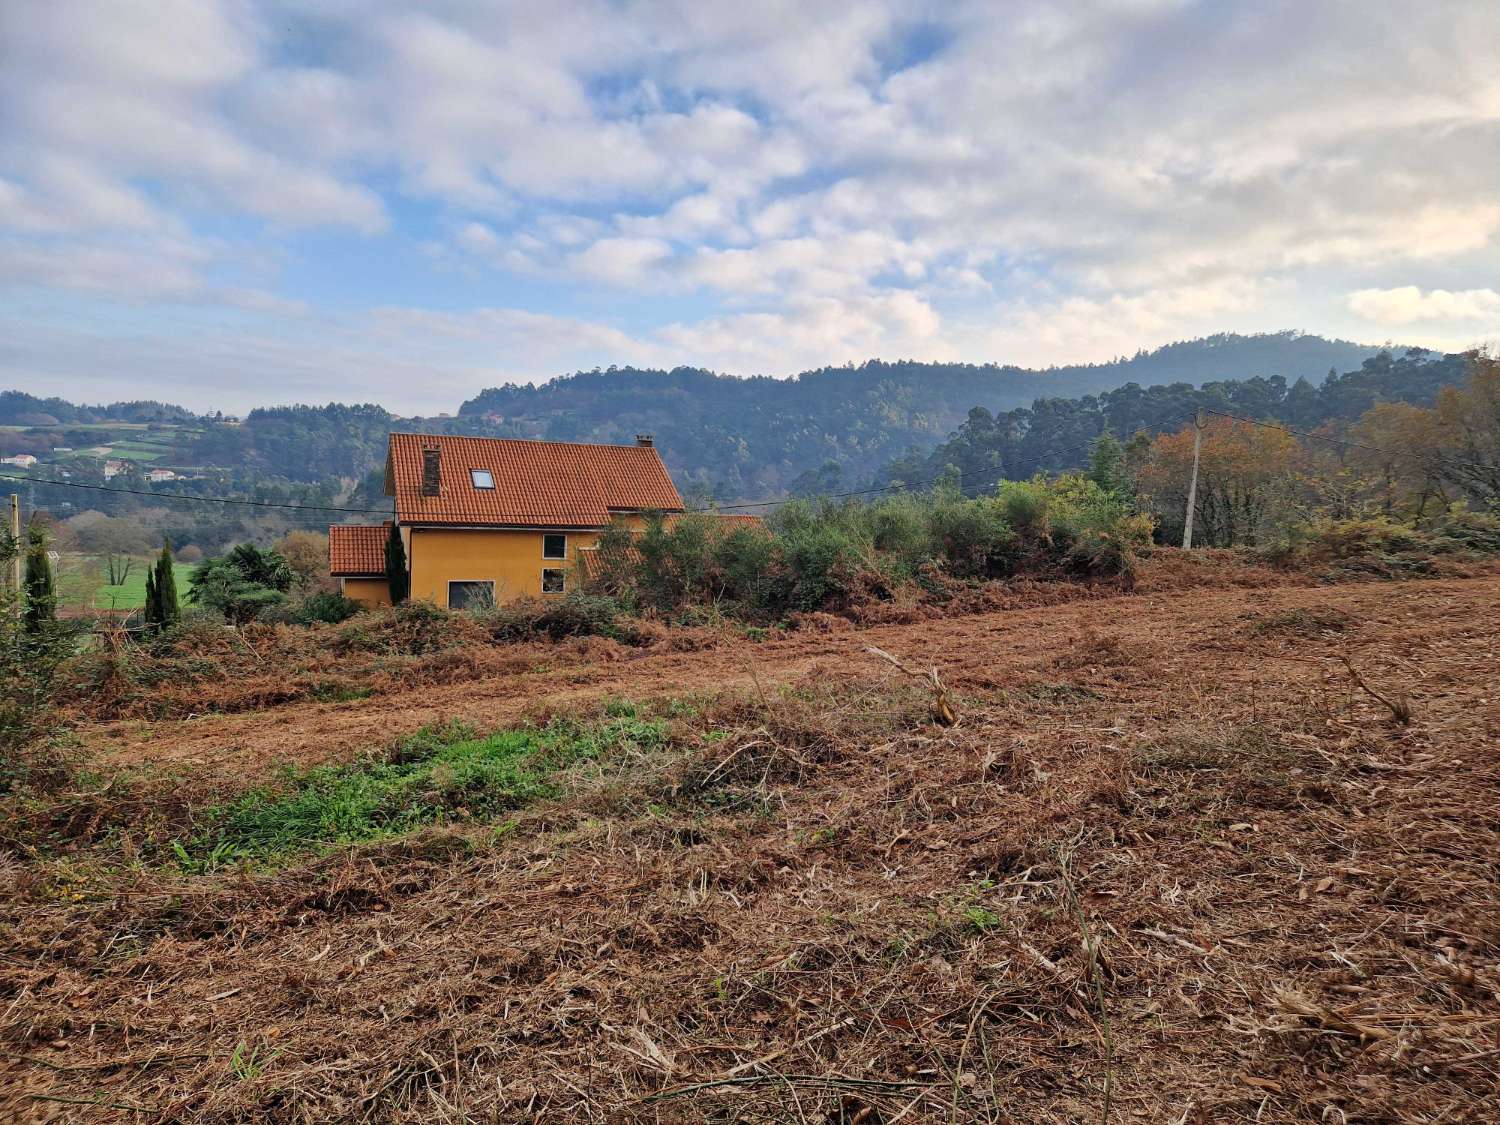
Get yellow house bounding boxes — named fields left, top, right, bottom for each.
left=331, top=432, right=684, bottom=609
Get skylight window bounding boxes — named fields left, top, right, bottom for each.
left=470, top=469, right=494, bottom=489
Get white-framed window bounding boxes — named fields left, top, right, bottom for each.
left=448, top=580, right=495, bottom=610
left=542, top=532, right=567, bottom=559
left=541, top=568, right=565, bottom=595
left=470, top=468, right=495, bottom=489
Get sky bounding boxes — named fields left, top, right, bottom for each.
left=2, top=0, right=1498, bottom=416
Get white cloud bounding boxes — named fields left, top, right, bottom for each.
left=572, top=237, right=673, bottom=286
left=659, top=291, right=952, bottom=372
left=1348, top=286, right=1500, bottom=325
left=4, top=0, right=1500, bottom=405
left=999, top=280, right=1268, bottom=362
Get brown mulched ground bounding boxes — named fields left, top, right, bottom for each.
left=2, top=567, right=1498, bottom=1122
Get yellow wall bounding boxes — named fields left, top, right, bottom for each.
left=340, top=577, right=391, bottom=608
left=408, top=528, right=597, bottom=607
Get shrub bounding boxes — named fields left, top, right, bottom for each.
left=714, top=525, right=778, bottom=611
left=299, top=591, right=363, bottom=624
left=1065, top=513, right=1156, bottom=579
left=863, top=494, right=933, bottom=574
left=483, top=593, right=626, bottom=642
left=188, top=544, right=294, bottom=624
left=261, top=591, right=363, bottom=626
left=926, top=494, right=1014, bottom=578
left=770, top=502, right=869, bottom=612
left=1297, top=519, right=1427, bottom=562
left=1431, top=510, right=1500, bottom=553
left=334, top=600, right=467, bottom=656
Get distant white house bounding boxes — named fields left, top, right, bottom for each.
left=52, top=446, right=73, bottom=453
left=146, top=468, right=178, bottom=483
left=103, top=458, right=130, bottom=479
left=0, top=453, right=37, bottom=467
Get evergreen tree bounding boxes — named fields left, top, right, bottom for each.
left=149, top=538, right=179, bottom=629
left=145, top=567, right=158, bottom=628
left=385, top=523, right=408, bottom=604
left=22, top=525, right=56, bottom=634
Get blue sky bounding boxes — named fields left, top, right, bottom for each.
left=2, top=0, right=1498, bottom=414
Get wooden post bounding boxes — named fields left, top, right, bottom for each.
left=8, top=493, right=19, bottom=613
left=1182, top=412, right=1202, bottom=550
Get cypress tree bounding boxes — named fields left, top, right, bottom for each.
left=22, top=525, right=56, bottom=634
left=155, top=539, right=179, bottom=628
left=145, top=567, right=158, bottom=628
left=385, top=523, right=408, bottom=604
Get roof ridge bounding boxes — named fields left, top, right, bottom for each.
left=388, top=432, right=660, bottom=452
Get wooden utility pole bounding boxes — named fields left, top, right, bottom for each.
left=1182, top=412, right=1202, bottom=549
left=8, top=494, right=19, bottom=614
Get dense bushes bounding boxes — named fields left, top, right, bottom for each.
left=260, top=591, right=364, bottom=626
left=586, top=476, right=1155, bottom=621
left=188, top=544, right=294, bottom=623
left=481, top=593, right=636, bottom=643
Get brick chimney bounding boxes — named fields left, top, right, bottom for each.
left=635, top=434, right=654, bottom=447
left=421, top=445, right=441, bottom=496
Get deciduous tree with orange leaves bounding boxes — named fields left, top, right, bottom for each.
left=1139, top=417, right=1303, bottom=547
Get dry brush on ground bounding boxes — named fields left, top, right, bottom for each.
left=2, top=570, right=1498, bottom=1122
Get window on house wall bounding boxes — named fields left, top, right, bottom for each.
left=541, top=568, right=565, bottom=594
left=542, top=533, right=566, bottom=559
left=448, top=580, right=495, bottom=610
left=470, top=469, right=494, bottom=489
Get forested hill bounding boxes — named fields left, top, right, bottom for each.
left=0, top=392, right=196, bottom=427
left=3, top=333, right=1401, bottom=512
left=458, top=332, right=1380, bottom=497
left=878, top=346, right=1468, bottom=491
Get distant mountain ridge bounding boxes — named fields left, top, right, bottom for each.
left=456, top=332, right=1384, bottom=496
left=5, top=332, right=1392, bottom=501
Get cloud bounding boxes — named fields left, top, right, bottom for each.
left=1348, top=286, right=1500, bottom=325
left=572, top=237, right=673, bottom=285
left=3, top=1, right=1500, bottom=406
left=0, top=0, right=386, bottom=234
left=658, top=291, right=952, bottom=372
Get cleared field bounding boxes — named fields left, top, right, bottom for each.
left=3, top=565, right=1497, bottom=1122
left=98, top=445, right=165, bottom=462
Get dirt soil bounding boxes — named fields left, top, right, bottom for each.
left=3, top=571, right=1498, bottom=1122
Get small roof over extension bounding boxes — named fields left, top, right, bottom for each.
left=329, top=523, right=389, bottom=576
left=384, top=433, right=684, bottom=528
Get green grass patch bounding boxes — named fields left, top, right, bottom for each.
left=80, top=559, right=194, bottom=610
left=176, top=711, right=669, bottom=866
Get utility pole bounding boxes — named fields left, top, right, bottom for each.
left=1182, top=411, right=1202, bottom=550
left=8, top=494, right=19, bottom=614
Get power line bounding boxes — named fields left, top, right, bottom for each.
left=0, top=470, right=391, bottom=515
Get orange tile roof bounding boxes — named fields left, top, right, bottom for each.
left=386, top=433, right=684, bottom=527
left=329, top=523, right=388, bottom=576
